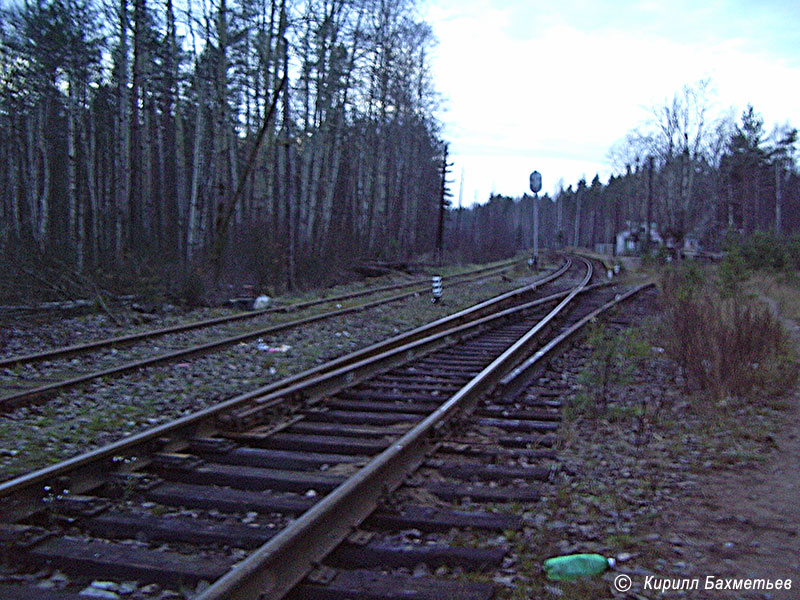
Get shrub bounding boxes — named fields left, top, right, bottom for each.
left=659, top=268, right=797, bottom=400
left=739, top=232, right=790, bottom=271
left=577, top=323, right=650, bottom=412
left=787, top=235, right=800, bottom=269
left=718, top=248, right=748, bottom=296
left=181, top=268, right=206, bottom=306
left=660, top=261, right=706, bottom=303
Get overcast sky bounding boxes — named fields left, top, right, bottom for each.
left=421, top=0, right=800, bottom=204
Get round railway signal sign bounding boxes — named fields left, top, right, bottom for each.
left=529, top=171, right=542, bottom=194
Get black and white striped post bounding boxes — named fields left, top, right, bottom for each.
left=431, top=276, right=443, bottom=303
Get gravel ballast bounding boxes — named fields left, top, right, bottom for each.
left=0, top=263, right=557, bottom=481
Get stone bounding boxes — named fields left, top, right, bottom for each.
left=90, top=582, right=119, bottom=591
left=118, top=582, right=138, bottom=595
left=79, top=587, right=119, bottom=599
left=253, top=295, right=271, bottom=310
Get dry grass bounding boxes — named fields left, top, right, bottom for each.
left=747, top=271, right=800, bottom=323
left=658, top=266, right=798, bottom=401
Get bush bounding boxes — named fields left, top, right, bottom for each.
left=649, top=245, right=679, bottom=265
left=718, top=248, right=748, bottom=296
left=787, top=235, right=800, bottom=269
left=659, top=267, right=797, bottom=400
left=660, top=261, right=706, bottom=303
left=181, top=268, right=206, bottom=307
left=740, top=232, right=789, bottom=271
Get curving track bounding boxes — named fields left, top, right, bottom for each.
left=0, top=256, right=650, bottom=599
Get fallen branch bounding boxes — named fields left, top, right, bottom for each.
left=11, top=263, right=72, bottom=301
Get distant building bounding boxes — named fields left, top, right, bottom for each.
left=683, top=236, right=700, bottom=253
left=615, top=222, right=662, bottom=255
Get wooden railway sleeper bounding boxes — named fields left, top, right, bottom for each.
left=0, top=258, right=608, bottom=600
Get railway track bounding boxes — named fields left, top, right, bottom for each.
left=0, top=259, right=531, bottom=412
left=0, top=256, right=652, bottom=599
left=0, top=260, right=518, bottom=369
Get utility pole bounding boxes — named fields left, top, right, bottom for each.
left=775, top=161, right=783, bottom=236
left=646, top=155, right=654, bottom=251
left=435, top=143, right=451, bottom=265
left=455, top=168, right=464, bottom=247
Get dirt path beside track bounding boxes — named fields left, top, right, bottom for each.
left=658, top=299, right=800, bottom=599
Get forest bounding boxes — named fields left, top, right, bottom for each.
left=452, top=83, right=799, bottom=262
left=0, top=0, right=445, bottom=294
left=1, top=1, right=797, bottom=300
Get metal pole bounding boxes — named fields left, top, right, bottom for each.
left=529, top=171, right=542, bottom=264
left=646, top=155, right=654, bottom=251
left=775, top=161, right=782, bottom=236
left=533, top=192, right=539, bottom=265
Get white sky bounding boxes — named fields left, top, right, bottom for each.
left=421, top=0, right=800, bottom=203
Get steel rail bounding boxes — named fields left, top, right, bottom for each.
left=0, top=260, right=534, bottom=411
left=0, top=259, right=518, bottom=369
left=208, top=258, right=573, bottom=426
left=195, top=258, right=595, bottom=600
left=499, top=281, right=656, bottom=396
left=0, top=262, right=576, bottom=510
left=571, top=248, right=620, bottom=274
left=228, top=261, right=583, bottom=427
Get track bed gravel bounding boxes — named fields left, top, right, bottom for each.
left=0, top=263, right=504, bottom=361
left=500, top=286, right=798, bottom=599
left=0, top=265, right=555, bottom=481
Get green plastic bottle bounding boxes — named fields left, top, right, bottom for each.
left=543, top=553, right=615, bottom=581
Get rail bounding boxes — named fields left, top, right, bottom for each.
left=0, top=260, right=576, bottom=508
left=0, top=259, right=518, bottom=369
left=0, top=259, right=536, bottom=410
left=0, top=257, right=655, bottom=600
left=196, top=258, right=594, bottom=599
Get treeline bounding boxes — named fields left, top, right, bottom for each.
left=448, top=81, right=799, bottom=260
left=0, top=0, right=444, bottom=291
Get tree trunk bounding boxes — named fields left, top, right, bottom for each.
left=143, top=100, right=155, bottom=245
left=228, top=128, right=240, bottom=225
left=82, top=103, right=99, bottom=264
left=155, top=110, right=166, bottom=251
left=166, top=0, right=181, bottom=256
left=67, top=82, right=78, bottom=255
left=175, top=109, right=187, bottom=259
left=186, top=101, right=205, bottom=261
left=116, top=0, right=131, bottom=262
left=130, top=0, right=145, bottom=248
left=8, top=133, right=21, bottom=238
left=69, top=83, right=87, bottom=272
left=213, top=0, right=229, bottom=250
left=26, top=116, right=38, bottom=239
left=282, top=37, right=296, bottom=291
left=645, top=156, right=654, bottom=249
left=36, top=104, right=50, bottom=252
